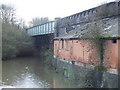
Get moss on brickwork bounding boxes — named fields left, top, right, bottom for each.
left=94, top=65, right=108, bottom=72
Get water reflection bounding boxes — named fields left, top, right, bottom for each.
left=2, top=57, right=76, bottom=88
left=12, top=73, right=50, bottom=88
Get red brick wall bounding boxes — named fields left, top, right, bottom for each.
left=54, top=39, right=120, bottom=69
left=104, top=40, right=119, bottom=68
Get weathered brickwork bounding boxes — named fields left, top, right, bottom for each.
left=54, top=39, right=120, bottom=69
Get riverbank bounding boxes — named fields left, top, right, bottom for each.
left=34, top=49, right=120, bottom=88
left=53, top=57, right=119, bottom=88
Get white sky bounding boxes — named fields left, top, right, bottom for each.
left=1, top=0, right=115, bottom=23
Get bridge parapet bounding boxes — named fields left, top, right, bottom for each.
left=54, top=1, right=120, bottom=38
left=57, top=2, right=119, bottom=27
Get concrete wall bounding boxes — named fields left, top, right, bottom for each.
left=54, top=39, right=120, bottom=69
left=53, top=57, right=119, bottom=88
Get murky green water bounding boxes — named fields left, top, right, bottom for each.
left=1, top=57, right=76, bottom=88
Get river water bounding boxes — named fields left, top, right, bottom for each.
left=1, top=57, right=77, bottom=88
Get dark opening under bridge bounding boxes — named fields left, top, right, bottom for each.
left=26, top=21, right=55, bottom=49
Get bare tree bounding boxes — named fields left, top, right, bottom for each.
left=29, top=17, right=49, bottom=27
left=17, top=18, right=28, bottom=29
left=0, top=4, right=16, bottom=23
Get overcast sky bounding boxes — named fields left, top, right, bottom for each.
left=2, top=0, right=115, bottom=23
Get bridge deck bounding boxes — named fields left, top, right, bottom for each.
left=26, top=21, right=55, bottom=36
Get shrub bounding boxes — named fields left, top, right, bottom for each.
left=2, top=22, right=35, bottom=60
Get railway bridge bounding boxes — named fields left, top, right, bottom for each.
left=26, top=21, right=55, bottom=50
